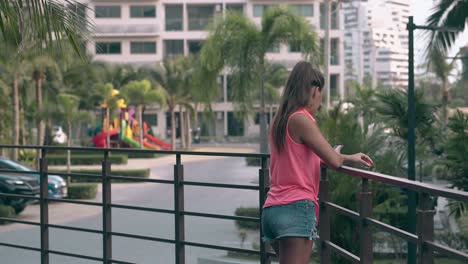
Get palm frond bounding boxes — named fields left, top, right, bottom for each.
left=425, top=0, right=467, bottom=55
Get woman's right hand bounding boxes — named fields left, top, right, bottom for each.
left=345, top=153, right=374, bottom=168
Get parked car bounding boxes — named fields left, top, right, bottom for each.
left=0, top=157, right=68, bottom=199
left=0, top=173, right=39, bottom=214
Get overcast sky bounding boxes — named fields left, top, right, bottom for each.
left=412, top=0, right=468, bottom=66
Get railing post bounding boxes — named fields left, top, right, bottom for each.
left=359, top=178, right=373, bottom=264
left=259, top=156, right=270, bottom=264
left=319, top=166, right=331, bottom=264
left=40, top=148, right=49, bottom=264
left=174, top=154, right=185, bottom=264
left=102, top=150, right=112, bottom=263
left=417, top=192, right=434, bottom=264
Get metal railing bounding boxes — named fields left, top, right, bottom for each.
left=1, top=145, right=468, bottom=264
left=319, top=166, right=468, bottom=264
left=0, top=145, right=270, bottom=264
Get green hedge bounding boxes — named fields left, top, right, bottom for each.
left=245, top=157, right=261, bottom=167
left=234, top=207, right=260, bottom=230
left=47, top=154, right=128, bottom=165
left=48, top=150, right=162, bottom=159
left=67, top=184, right=98, bottom=199
left=50, top=169, right=150, bottom=183
left=0, top=205, right=15, bottom=224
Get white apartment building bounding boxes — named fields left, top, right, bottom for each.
left=343, top=0, right=410, bottom=89
left=75, top=0, right=344, bottom=140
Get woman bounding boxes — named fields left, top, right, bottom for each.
left=262, top=61, right=374, bottom=264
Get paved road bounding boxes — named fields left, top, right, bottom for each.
left=0, top=149, right=263, bottom=264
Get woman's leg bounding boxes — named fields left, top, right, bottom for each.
left=278, top=237, right=313, bottom=264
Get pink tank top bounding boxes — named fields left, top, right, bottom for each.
left=263, top=108, right=321, bottom=218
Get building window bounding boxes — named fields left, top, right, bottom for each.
left=95, top=42, right=121, bottom=54
left=164, top=40, right=184, bottom=57
left=291, top=4, right=313, bottom=17
left=267, top=43, right=280, bottom=53
left=253, top=5, right=276, bottom=17
left=254, top=113, right=272, bottom=125
left=289, top=40, right=301, bottom=52
left=95, top=6, right=120, bottom=18
left=165, top=5, right=183, bottom=31
left=330, top=38, right=339, bottom=65
left=187, top=5, right=215, bottom=31
left=228, top=112, right=244, bottom=136
left=330, top=74, right=339, bottom=99
left=131, top=42, right=156, bottom=54
left=320, top=3, right=339, bottom=29
left=188, top=40, right=203, bottom=54
left=226, top=75, right=234, bottom=102
left=130, top=6, right=156, bottom=18
left=217, top=76, right=224, bottom=102
left=143, top=114, right=158, bottom=127
left=226, top=4, right=244, bottom=14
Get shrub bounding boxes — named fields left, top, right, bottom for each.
left=0, top=205, right=15, bottom=224
left=49, top=169, right=150, bottom=183
left=245, top=157, right=262, bottom=167
left=234, top=207, right=260, bottom=230
left=67, top=184, right=98, bottom=199
left=47, top=154, right=127, bottom=165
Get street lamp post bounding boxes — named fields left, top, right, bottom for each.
left=406, top=16, right=462, bottom=264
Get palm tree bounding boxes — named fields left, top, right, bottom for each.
left=428, top=49, right=456, bottom=128
left=120, top=80, right=166, bottom=149
left=151, top=57, right=192, bottom=150
left=425, top=0, right=468, bottom=55
left=93, top=83, right=120, bottom=148
left=52, top=93, right=90, bottom=184
left=0, top=0, right=91, bottom=56
left=348, top=81, right=377, bottom=132
left=200, top=6, right=320, bottom=153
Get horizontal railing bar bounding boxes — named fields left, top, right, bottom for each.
left=324, top=241, right=360, bottom=264
left=111, top=231, right=175, bottom=244
left=339, top=166, right=468, bottom=202
left=47, top=198, right=102, bottom=207
left=47, top=224, right=102, bottom=234
left=111, top=203, right=174, bottom=214
left=0, top=169, right=39, bottom=175
left=183, top=181, right=260, bottom=190
left=0, top=192, right=40, bottom=200
left=182, top=211, right=259, bottom=222
left=109, top=176, right=174, bottom=184
left=365, top=217, right=418, bottom=244
left=46, top=171, right=102, bottom=179
left=0, top=242, right=41, bottom=252
left=426, top=241, right=468, bottom=262
left=183, top=241, right=260, bottom=255
left=0, top=217, right=40, bottom=226
left=324, top=201, right=360, bottom=221
left=48, top=249, right=103, bottom=262
left=110, top=259, right=136, bottom=264
left=0, top=144, right=270, bottom=158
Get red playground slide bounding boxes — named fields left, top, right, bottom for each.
left=145, top=134, right=171, bottom=150
left=92, top=129, right=118, bottom=148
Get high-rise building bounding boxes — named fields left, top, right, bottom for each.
left=72, top=1, right=345, bottom=139
left=343, top=0, right=410, bottom=89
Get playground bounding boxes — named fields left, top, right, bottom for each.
left=90, top=89, right=170, bottom=150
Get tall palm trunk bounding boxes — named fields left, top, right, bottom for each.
left=170, top=106, right=176, bottom=150
left=180, top=107, right=186, bottom=149
left=12, top=74, right=20, bottom=160
left=35, top=74, right=45, bottom=165
left=442, top=79, right=449, bottom=129
left=138, top=105, right=144, bottom=149
left=66, top=121, right=72, bottom=186
left=106, top=107, right=110, bottom=148
left=259, top=62, right=268, bottom=153
left=186, top=110, right=192, bottom=150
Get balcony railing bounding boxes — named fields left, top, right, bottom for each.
left=0, top=145, right=467, bottom=264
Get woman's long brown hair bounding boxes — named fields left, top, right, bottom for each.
left=270, top=61, right=324, bottom=152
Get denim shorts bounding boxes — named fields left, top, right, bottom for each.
left=261, top=200, right=318, bottom=243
